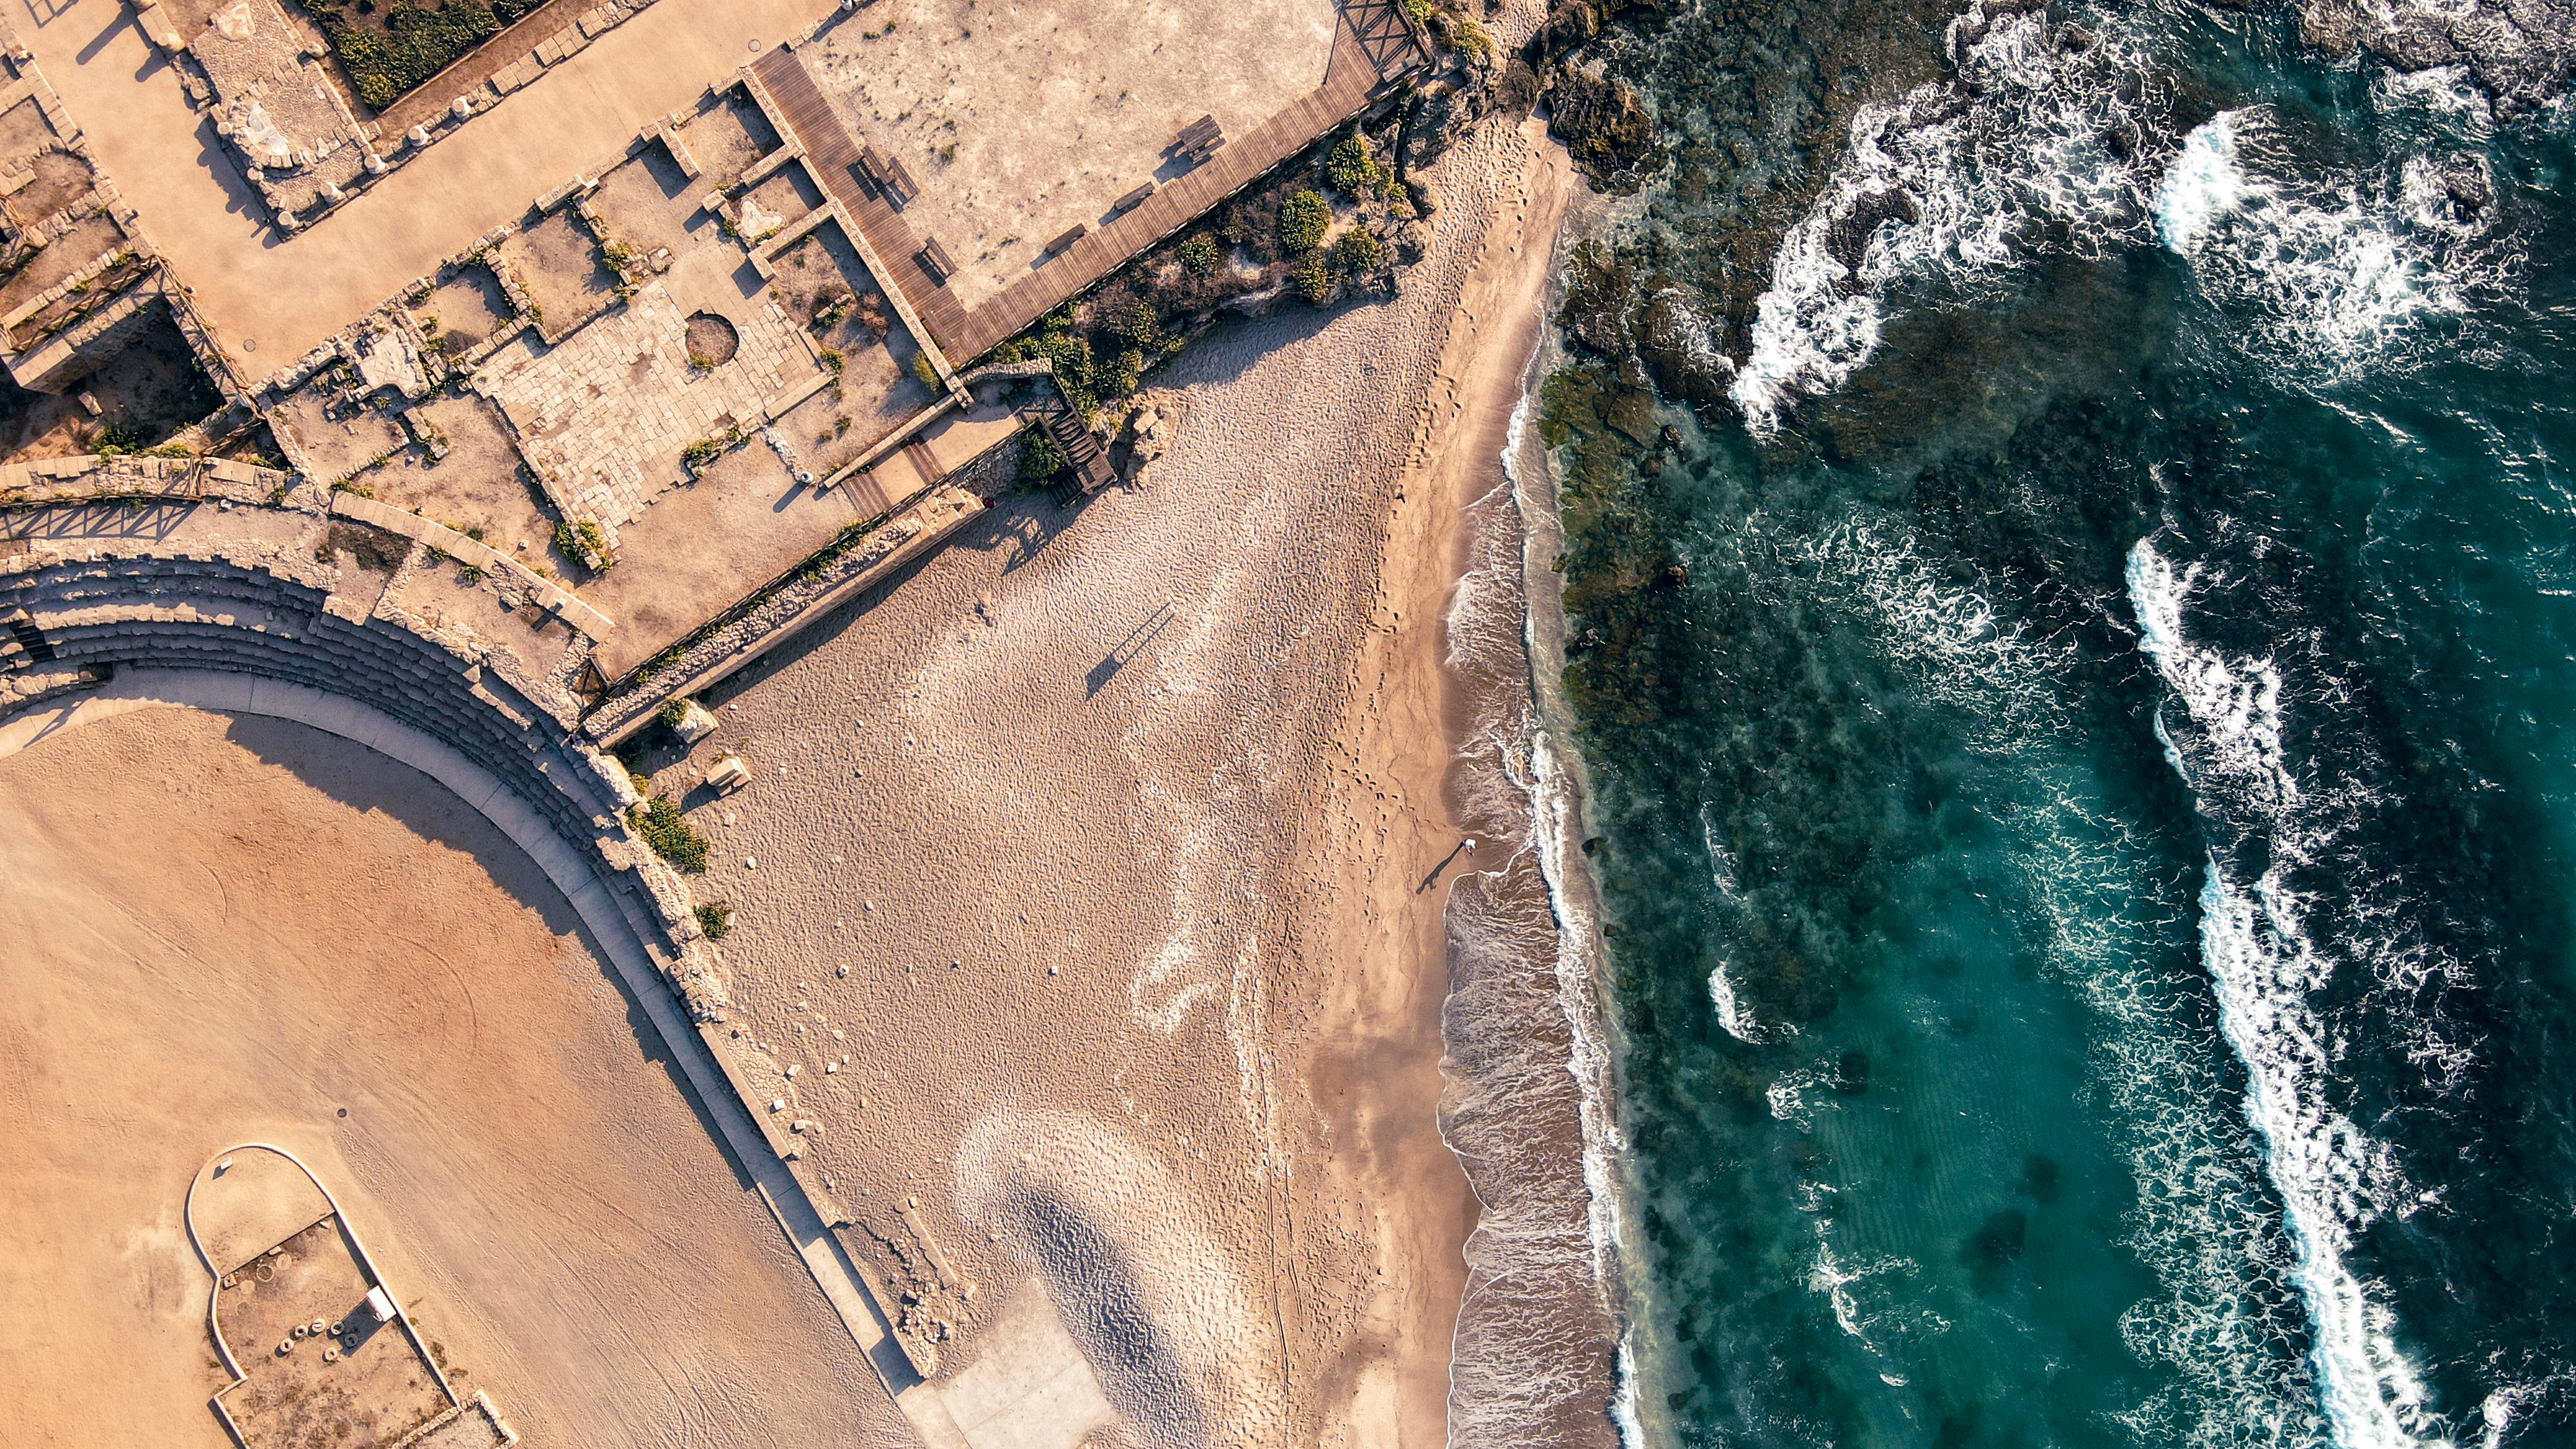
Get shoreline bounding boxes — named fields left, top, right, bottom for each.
left=1284, top=111, right=1584, bottom=1443
left=1298, top=115, right=1618, bottom=1443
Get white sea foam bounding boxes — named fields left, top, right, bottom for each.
left=1439, top=370, right=1640, bottom=1445
left=2129, top=536, right=2461, bottom=1449
left=2154, top=109, right=2515, bottom=381
left=2154, top=112, right=2253, bottom=254
left=1734, top=10, right=2519, bottom=434
left=1732, top=2, right=2170, bottom=434
left=1697, top=800, right=1763, bottom=1043
left=1789, top=509, right=2328, bottom=1444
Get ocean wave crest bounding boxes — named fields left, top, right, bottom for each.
left=2130, top=535, right=2467, bottom=1449
left=2153, top=109, right=2517, bottom=383
left=1731, top=1, right=2171, bottom=435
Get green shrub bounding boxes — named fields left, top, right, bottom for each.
left=630, top=795, right=708, bottom=873
left=1295, top=250, right=1334, bottom=305
left=694, top=902, right=734, bottom=940
left=312, top=0, right=545, bottom=111
left=553, top=516, right=610, bottom=567
left=680, top=429, right=743, bottom=470
left=1103, top=297, right=1159, bottom=348
left=1108, top=346, right=1146, bottom=397
left=1326, top=135, right=1382, bottom=196
left=1179, top=234, right=1222, bottom=275
left=657, top=697, right=689, bottom=728
left=1278, top=189, right=1330, bottom=254
left=1333, top=226, right=1384, bottom=274
left=909, top=351, right=941, bottom=390
left=1018, top=427, right=1068, bottom=482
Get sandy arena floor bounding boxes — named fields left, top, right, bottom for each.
left=0, top=707, right=905, bottom=1449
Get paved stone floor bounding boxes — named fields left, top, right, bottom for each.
left=480, top=269, right=819, bottom=531
left=12, top=0, right=836, bottom=367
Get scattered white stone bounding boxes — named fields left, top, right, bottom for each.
left=769, top=1098, right=786, bottom=1113
left=835, top=963, right=850, bottom=978
left=1047, top=965, right=1059, bottom=976
left=744, top=856, right=758, bottom=870
left=785, top=1064, right=800, bottom=1078
left=825, top=1061, right=838, bottom=1074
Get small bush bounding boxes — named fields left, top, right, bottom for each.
left=680, top=429, right=743, bottom=470
left=1178, top=234, right=1222, bottom=275
left=1108, top=347, right=1146, bottom=397
left=1018, top=427, right=1068, bottom=482
left=630, top=795, right=708, bottom=873
left=1295, top=251, right=1335, bottom=304
left=1430, top=10, right=1495, bottom=61
left=1327, top=135, right=1382, bottom=196
left=818, top=346, right=844, bottom=375
left=1103, top=296, right=1159, bottom=348
left=1333, top=226, right=1384, bottom=274
left=553, top=516, right=610, bottom=567
left=657, top=697, right=689, bottom=728
left=909, top=351, right=941, bottom=390
left=1279, top=190, right=1331, bottom=254
left=695, top=902, right=734, bottom=940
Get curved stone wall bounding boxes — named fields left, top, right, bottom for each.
left=0, top=497, right=728, bottom=1016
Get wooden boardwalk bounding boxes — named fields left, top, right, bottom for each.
left=750, top=1, right=1425, bottom=366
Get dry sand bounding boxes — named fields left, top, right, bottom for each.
left=643, top=113, right=1573, bottom=1446
left=0, top=706, right=902, bottom=1448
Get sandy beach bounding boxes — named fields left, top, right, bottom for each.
left=638, top=111, right=1576, bottom=1444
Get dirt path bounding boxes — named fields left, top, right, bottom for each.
left=0, top=706, right=907, bottom=1448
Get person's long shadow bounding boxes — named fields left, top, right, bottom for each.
left=1086, top=598, right=1176, bottom=697
left=1416, top=837, right=1473, bottom=894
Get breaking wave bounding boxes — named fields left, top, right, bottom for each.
left=2128, top=537, right=2462, bottom=1449
left=1732, top=1, right=2172, bottom=433
left=2153, top=110, right=2518, bottom=381
left=1440, top=372, right=1633, bottom=1444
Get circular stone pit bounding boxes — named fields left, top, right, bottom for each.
left=683, top=312, right=739, bottom=367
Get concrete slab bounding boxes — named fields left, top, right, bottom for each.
left=938, top=1280, right=1114, bottom=1449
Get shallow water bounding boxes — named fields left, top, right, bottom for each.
left=1527, top=3, right=2576, bottom=1445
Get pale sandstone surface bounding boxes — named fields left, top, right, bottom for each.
left=0, top=707, right=902, bottom=1448
left=646, top=115, right=1570, bottom=1448
left=806, top=0, right=1338, bottom=311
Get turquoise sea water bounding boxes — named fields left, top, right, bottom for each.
left=1539, top=3, right=2576, bottom=1445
